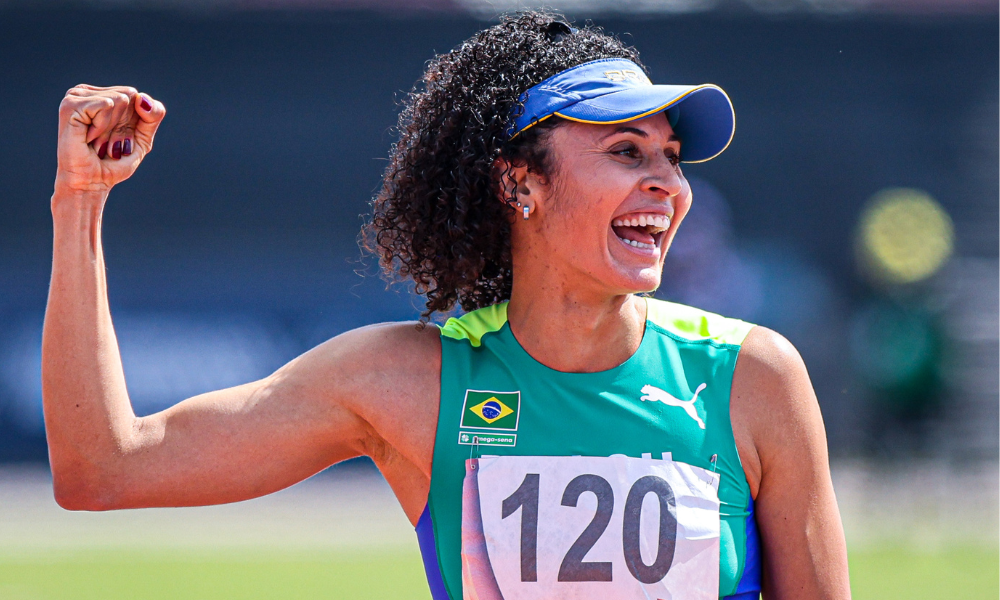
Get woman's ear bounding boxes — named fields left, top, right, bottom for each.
left=494, top=157, right=532, bottom=206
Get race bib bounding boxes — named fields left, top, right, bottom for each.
left=462, top=453, right=721, bottom=600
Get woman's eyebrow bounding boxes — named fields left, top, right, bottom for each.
left=602, top=126, right=647, bottom=140
left=600, top=126, right=680, bottom=143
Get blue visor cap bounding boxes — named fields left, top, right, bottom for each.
left=510, top=58, right=735, bottom=163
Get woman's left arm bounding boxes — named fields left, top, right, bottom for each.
left=730, top=326, right=851, bottom=600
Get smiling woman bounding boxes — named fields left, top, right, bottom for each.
left=42, top=10, right=849, bottom=600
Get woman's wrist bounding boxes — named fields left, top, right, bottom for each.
left=51, top=187, right=108, bottom=250
left=51, top=183, right=108, bottom=217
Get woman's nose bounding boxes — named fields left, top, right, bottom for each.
left=641, top=159, right=684, bottom=198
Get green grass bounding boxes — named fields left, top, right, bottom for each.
left=850, top=546, right=998, bottom=600
left=0, top=549, right=432, bottom=600
left=0, top=546, right=996, bottom=599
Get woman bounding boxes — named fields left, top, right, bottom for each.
left=43, top=12, right=849, bottom=600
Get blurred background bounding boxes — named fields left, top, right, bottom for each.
left=0, top=0, right=996, bottom=598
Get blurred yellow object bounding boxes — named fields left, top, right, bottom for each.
left=856, top=188, right=954, bottom=285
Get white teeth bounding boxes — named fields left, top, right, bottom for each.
left=620, top=237, right=654, bottom=250
left=647, top=215, right=671, bottom=234
left=612, top=214, right=673, bottom=235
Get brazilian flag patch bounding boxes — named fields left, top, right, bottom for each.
left=461, top=390, right=520, bottom=431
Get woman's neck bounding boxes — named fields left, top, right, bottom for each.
left=505, top=284, right=647, bottom=373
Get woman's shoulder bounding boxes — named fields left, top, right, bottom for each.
left=324, top=319, right=443, bottom=361
left=733, top=325, right=810, bottom=394
left=731, top=324, right=824, bottom=495
left=302, top=321, right=443, bottom=392
left=732, top=326, right=819, bottom=452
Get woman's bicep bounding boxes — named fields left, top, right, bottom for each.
left=120, top=374, right=359, bottom=507
left=103, top=322, right=437, bottom=510
left=733, top=327, right=851, bottom=600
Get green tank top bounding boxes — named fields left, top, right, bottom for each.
left=415, top=297, right=762, bottom=600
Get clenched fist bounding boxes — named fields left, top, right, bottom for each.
left=54, top=85, right=166, bottom=201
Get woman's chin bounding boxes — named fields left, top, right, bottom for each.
left=603, top=246, right=663, bottom=293
left=630, top=272, right=662, bottom=295
left=600, top=265, right=662, bottom=296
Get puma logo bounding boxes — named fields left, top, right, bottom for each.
left=640, top=383, right=707, bottom=429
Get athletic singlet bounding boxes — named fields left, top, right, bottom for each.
left=415, top=297, right=762, bottom=600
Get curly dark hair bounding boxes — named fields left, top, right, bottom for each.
left=363, top=11, right=644, bottom=321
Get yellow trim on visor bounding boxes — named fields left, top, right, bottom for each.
left=509, top=113, right=554, bottom=139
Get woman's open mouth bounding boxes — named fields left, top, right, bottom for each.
left=611, top=213, right=671, bottom=251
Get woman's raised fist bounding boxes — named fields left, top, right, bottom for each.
left=54, top=85, right=166, bottom=199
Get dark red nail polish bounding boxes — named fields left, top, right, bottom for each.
left=140, top=96, right=152, bottom=112
left=122, top=139, right=132, bottom=156
left=97, top=141, right=108, bottom=159
left=112, top=141, right=122, bottom=159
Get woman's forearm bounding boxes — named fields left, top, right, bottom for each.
left=42, top=191, right=139, bottom=510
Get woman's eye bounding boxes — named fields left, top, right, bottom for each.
left=613, top=145, right=639, bottom=158
left=666, top=152, right=681, bottom=166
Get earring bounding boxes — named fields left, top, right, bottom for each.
left=516, top=201, right=522, bottom=207
left=523, top=205, right=530, bottom=220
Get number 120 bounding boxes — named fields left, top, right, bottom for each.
left=501, top=472, right=678, bottom=584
